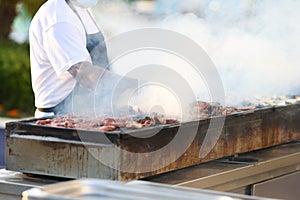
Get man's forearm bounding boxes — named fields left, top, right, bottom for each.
left=68, top=61, right=140, bottom=99
left=68, top=61, right=106, bottom=91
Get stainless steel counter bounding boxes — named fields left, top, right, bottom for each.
left=146, top=141, right=300, bottom=199
left=0, top=169, right=62, bottom=199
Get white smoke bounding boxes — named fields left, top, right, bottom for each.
left=92, top=0, right=300, bottom=110
left=157, top=0, right=300, bottom=105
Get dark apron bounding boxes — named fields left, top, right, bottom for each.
left=45, top=1, right=110, bottom=116
left=65, top=0, right=109, bottom=68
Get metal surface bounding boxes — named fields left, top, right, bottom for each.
left=22, top=179, right=279, bottom=200
left=127, top=181, right=278, bottom=200
left=227, top=186, right=251, bottom=195
left=252, top=171, right=300, bottom=200
left=5, top=104, right=300, bottom=181
left=0, top=143, right=299, bottom=199
left=146, top=142, right=300, bottom=192
left=5, top=135, right=120, bottom=180
left=0, top=169, right=59, bottom=196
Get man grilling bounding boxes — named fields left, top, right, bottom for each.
left=29, top=0, right=135, bottom=118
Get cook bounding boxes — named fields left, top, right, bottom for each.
left=29, top=0, right=133, bottom=118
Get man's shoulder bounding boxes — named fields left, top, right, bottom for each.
left=32, top=0, right=76, bottom=29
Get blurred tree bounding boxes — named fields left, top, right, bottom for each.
left=0, top=0, right=46, bottom=40
left=0, top=1, right=19, bottom=39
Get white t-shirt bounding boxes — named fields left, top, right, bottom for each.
left=29, top=0, right=98, bottom=109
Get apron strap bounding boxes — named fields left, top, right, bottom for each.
left=65, top=0, right=101, bottom=35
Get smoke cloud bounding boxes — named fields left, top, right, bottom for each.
left=156, top=0, right=300, bottom=105
left=91, top=0, right=300, bottom=117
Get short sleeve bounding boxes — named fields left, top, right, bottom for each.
left=44, top=22, right=91, bottom=76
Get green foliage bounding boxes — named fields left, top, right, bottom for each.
left=0, top=39, right=34, bottom=117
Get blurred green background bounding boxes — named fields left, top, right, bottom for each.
left=0, top=0, right=47, bottom=118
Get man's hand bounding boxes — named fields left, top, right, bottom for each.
left=68, top=61, right=105, bottom=91
left=68, top=61, right=140, bottom=102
